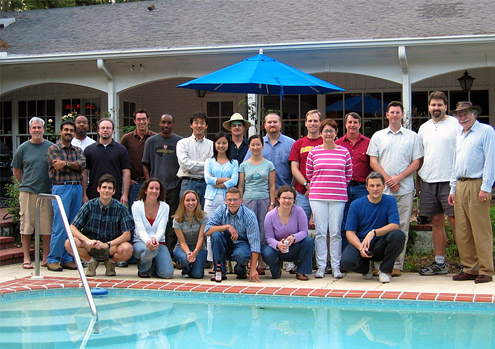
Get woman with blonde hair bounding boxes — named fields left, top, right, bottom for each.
left=173, top=190, right=208, bottom=278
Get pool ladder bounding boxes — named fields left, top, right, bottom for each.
left=34, top=194, right=99, bottom=340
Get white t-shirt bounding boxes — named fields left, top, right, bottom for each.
left=418, top=116, right=461, bottom=183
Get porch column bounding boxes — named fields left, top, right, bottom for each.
left=97, top=59, right=118, bottom=136
left=399, top=46, right=412, bottom=129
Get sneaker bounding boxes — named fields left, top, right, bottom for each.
left=104, top=259, right=116, bottom=276
left=333, top=269, right=343, bottom=279
left=419, top=262, right=447, bottom=276
left=378, top=271, right=391, bottom=283
left=325, top=265, right=333, bottom=274
left=86, top=260, right=99, bottom=277
left=284, top=261, right=296, bottom=272
left=362, top=272, right=373, bottom=280
left=116, top=261, right=128, bottom=268
left=61, top=262, right=78, bottom=270
left=81, top=259, right=88, bottom=268
left=315, top=267, right=325, bottom=278
left=47, top=262, right=63, bottom=272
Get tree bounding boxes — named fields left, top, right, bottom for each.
left=1, top=0, right=144, bottom=11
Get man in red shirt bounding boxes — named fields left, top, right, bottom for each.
left=289, top=109, right=323, bottom=221
left=335, top=112, right=372, bottom=249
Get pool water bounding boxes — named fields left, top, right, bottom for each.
left=1, top=288, right=494, bottom=349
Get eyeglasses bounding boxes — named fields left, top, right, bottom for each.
left=231, top=122, right=244, bottom=127
left=279, top=196, right=294, bottom=201
left=322, top=129, right=336, bottom=134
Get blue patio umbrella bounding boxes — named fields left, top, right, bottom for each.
left=177, top=49, right=345, bottom=97
left=327, top=94, right=387, bottom=114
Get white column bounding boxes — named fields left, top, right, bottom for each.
left=247, top=93, right=258, bottom=136
left=399, top=46, right=412, bottom=129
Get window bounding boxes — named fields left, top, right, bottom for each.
left=122, top=101, right=137, bottom=128
left=63, top=98, right=101, bottom=135
left=17, top=99, right=56, bottom=144
left=206, top=101, right=234, bottom=138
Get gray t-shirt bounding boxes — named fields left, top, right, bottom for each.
left=12, top=139, right=53, bottom=194
left=142, top=133, right=182, bottom=190
left=172, top=215, right=209, bottom=251
left=239, top=159, right=275, bottom=200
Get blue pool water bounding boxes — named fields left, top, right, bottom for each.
left=1, top=288, right=494, bottom=349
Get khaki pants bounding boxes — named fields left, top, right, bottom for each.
left=454, top=179, right=494, bottom=276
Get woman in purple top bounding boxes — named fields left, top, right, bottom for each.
left=262, top=186, right=315, bottom=280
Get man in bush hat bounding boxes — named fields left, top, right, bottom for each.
left=448, top=101, right=495, bottom=284
left=223, top=113, right=251, bottom=164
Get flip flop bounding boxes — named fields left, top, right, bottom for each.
left=22, top=262, right=34, bottom=269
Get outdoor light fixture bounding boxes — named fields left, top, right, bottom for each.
left=457, top=70, right=475, bottom=92
left=195, top=90, right=207, bottom=98
left=130, top=64, right=145, bottom=72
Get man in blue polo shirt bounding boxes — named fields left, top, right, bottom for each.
left=341, top=172, right=404, bottom=283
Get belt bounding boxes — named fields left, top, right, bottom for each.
left=349, top=180, right=365, bottom=186
left=458, top=177, right=480, bottom=182
left=53, top=181, right=80, bottom=185
left=182, top=177, right=205, bottom=182
left=132, top=176, right=146, bottom=182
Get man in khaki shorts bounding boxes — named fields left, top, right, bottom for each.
left=12, top=117, right=54, bottom=269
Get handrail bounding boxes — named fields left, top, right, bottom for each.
left=34, top=194, right=98, bottom=322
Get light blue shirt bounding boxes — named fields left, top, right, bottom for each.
left=450, top=121, right=495, bottom=194
left=204, top=158, right=239, bottom=200
left=244, top=133, right=295, bottom=188
left=205, top=204, right=261, bottom=253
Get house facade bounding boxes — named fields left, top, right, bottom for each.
left=1, top=0, right=495, bottom=158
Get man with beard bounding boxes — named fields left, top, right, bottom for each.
left=83, top=118, right=131, bottom=204
left=245, top=113, right=295, bottom=188
left=417, top=91, right=460, bottom=276
left=72, top=115, right=95, bottom=151
left=143, top=113, right=182, bottom=253
left=46, top=121, right=85, bottom=272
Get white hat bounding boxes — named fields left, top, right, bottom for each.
left=222, top=113, right=252, bottom=131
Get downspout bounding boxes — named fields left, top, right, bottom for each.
left=398, top=46, right=412, bottom=129
left=97, top=59, right=118, bottom=137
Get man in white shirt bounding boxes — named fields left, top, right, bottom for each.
left=417, top=91, right=460, bottom=276
left=71, top=115, right=95, bottom=150
left=367, top=101, right=423, bottom=276
left=176, top=112, right=213, bottom=208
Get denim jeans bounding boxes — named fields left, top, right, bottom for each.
left=133, top=242, right=174, bottom=278
left=310, top=200, right=345, bottom=270
left=296, top=192, right=312, bottom=222
left=341, top=230, right=405, bottom=274
left=262, top=237, right=314, bottom=278
left=180, top=179, right=207, bottom=209
left=47, top=184, right=82, bottom=264
left=341, top=184, right=369, bottom=250
left=211, top=231, right=251, bottom=277
left=128, top=181, right=143, bottom=214
left=165, top=186, right=181, bottom=254
left=173, top=247, right=207, bottom=278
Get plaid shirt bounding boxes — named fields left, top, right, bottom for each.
left=47, top=141, right=85, bottom=183
left=72, top=198, right=135, bottom=242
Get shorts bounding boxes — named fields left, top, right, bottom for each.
left=418, top=181, right=454, bottom=217
left=89, top=247, right=110, bottom=261
left=19, top=191, right=53, bottom=235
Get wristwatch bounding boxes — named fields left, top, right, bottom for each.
left=107, top=241, right=111, bottom=248
left=66, top=161, right=70, bottom=167
left=303, top=181, right=308, bottom=186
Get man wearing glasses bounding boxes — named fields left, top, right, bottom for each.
left=223, top=113, right=251, bottom=164
left=205, top=187, right=261, bottom=282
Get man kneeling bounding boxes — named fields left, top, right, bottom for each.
left=341, top=172, right=405, bottom=283
left=65, top=174, right=135, bottom=277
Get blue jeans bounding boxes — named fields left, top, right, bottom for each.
left=133, top=242, right=174, bottom=278
left=262, top=237, right=314, bottom=278
left=48, top=184, right=82, bottom=264
left=180, top=179, right=207, bottom=209
left=341, top=184, right=369, bottom=250
left=296, top=192, right=312, bottom=222
left=128, top=181, right=143, bottom=214
left=211, top=231, right=252, bottom=277
left=173, top=247, right=207, bottom=278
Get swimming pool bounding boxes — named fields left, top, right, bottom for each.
left=1, top=288, right=494, bottom=349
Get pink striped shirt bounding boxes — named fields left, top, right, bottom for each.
left=306, top=145, right=353, bottom=202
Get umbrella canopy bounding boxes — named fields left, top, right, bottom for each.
left=177, top=50, right=345, bottom=97
left=327, top=94, right=387, bottom=114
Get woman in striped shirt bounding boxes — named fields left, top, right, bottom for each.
left=306, top=118, right=352, bottom=279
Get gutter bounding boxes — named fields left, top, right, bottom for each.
left=2, top=34, right=495, bottom=65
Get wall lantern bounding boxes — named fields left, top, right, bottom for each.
left=195, top=90, right=207, bottom=98
left=457, top=70, right=475, bottom=92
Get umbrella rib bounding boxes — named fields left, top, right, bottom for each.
left=213, top=84, right=224, bottom=92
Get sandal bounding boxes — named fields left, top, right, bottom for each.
left=22, top=262, right=34, bottom=269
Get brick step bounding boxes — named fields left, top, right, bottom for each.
left=0, top=236, right=15, bottom=249
left=0, top=247, right=34, bottom=266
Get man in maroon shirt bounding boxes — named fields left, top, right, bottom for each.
left=335, top=112, right=372, bottom=249
left=289, top=109, right=323, bottom=221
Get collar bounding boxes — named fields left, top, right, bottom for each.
left=461, top=120, right=480, bottom=135
left=132, top=129, right=153, bottom=139
left=224, top=204, right=244, bottom=219
left=386, top=126, right=404, bottom=134
left=341, top=133, right=364, bottom=143
left=96, top=138, right=115, bottom=146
